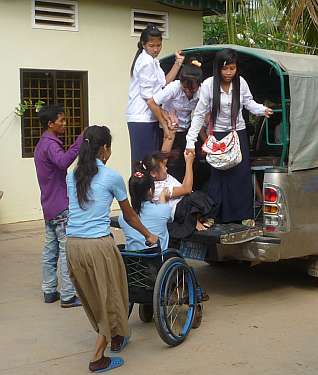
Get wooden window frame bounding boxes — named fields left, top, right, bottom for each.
left=20, top=68, right=88, bottom=158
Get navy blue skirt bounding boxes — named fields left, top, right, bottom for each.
left=128, top=122, right=160, bottom=170
left=208, top=128, right=253, bottom=223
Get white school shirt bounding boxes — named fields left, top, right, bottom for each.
left=152, top=174, right=182, bottom=220
left=152, top=80, right=200, bottom=132
left=127, top=49, right=166, bottom=123
left=186, top=76, right=267, bottom=149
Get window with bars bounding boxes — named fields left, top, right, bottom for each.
left=20, top=69, right=88, bottom=158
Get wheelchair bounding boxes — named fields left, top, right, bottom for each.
left=118, top=244, right=203, bottom=347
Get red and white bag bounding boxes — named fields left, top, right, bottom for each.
left=202, top=114, right=242, bottom=170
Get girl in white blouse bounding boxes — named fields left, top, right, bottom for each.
left=147, top=59, right=203, bottom=182
left=186, top=48, right=273, bottom=225
left=127, top=24, right=184, bottom=168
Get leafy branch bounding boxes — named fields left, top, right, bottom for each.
left=15, top=99, right=46, bottom=117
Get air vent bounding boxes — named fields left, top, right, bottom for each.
left=32, top=0, right=79, bottom=31
left=131, top=9, right=169, bottom=38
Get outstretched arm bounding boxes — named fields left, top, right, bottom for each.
left=171, top=151, right=194, bottom=197
left=47, top=134, right=83, bottom=170
left=186, top=79, right=211, bottom=152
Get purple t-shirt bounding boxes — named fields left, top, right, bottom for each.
left=34, top=131, right=83, bottom=220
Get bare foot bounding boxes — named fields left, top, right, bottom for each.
left=196, top=220, right=207, bottom=231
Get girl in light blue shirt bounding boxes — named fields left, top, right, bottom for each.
left=66, top=126, right=157, bottom=373
left=119, top=162, right=172, bottom=251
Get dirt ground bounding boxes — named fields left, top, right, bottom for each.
left=1, top=219, right=318, bottom=375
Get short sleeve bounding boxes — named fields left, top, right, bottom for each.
left=153, top=81, right=178, bottom=105
left=111, top=172, right=128, bottom=202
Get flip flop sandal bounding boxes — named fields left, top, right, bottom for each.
left=110, top=336, right=130, bottom=353
left=202, top=218, right=215, bottom=228
left=89, top=356, right=124, bottom=373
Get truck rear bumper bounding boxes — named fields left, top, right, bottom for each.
left=217, top=236, right=281, bottom=262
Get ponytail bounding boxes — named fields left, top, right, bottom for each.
left=130, top=24, right=162, bottom=77
left=129, top=161, right=154, bottom=214
left=130, top=41, right=143, bottom=77
left=74, top=126, right=112, bottom=209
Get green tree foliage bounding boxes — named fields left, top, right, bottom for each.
left=203, top=0, right=318, bottom=54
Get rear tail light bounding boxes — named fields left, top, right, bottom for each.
left=263, top=184, right=289, bottom=233
left=264, top=187, right=278, bottom=203
left=263, top=205, right=278, bottom=214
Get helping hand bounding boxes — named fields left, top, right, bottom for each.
left=159, top=187, right=170, bottom=203
left=184, top=149, right=195, bottom=162
left=264, top=107, right=274, bottom=118
left=175, top=50, right=185, bottom=65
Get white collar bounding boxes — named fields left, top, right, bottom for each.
left=220, top=82, right=233, bottom=94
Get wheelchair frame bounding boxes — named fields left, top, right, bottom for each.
left=119, top=245, right=203, bottom=347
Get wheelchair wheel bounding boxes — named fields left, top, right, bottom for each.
left=153, top=257, right=197, bottom=346
left=139, top=304, right=154, bottom=323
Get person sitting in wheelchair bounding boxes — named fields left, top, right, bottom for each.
left=118, top=166, right=171, bottom=251
left=141, top=150, right=216, bottom=239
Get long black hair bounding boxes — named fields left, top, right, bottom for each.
left=129, top=161, right=155, bottom=214
left=179, top=57, right=203, bottom=90
left=130, top=23, right=162, bottom=77
left=74, top=126, right=112, bottom=209
left=211, top=48, right=240, bottom=127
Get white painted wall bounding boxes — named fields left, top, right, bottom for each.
left=0, top=0, right=202, bottom=224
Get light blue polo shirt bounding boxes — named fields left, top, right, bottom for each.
left=66, top=159, right=127, bottom=238
left=118, top=201, right=172, bottom=251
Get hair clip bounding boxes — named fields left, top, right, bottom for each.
left=134, top=171, right=144, bottom=178
left=223, top=60, right=227, bottom=66
left=191, top=60, right=202, bottom=67
left=84, top=138, right=90, bottom=143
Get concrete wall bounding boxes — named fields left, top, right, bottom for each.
left=0, top=0, right=202, bottom=224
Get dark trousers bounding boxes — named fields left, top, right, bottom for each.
left=128, top=121, right=160, bottom=170
left=167, top=131, right=187, bottom=183
left=208, top=128, right=253, bottom=223
left=167, top=131, right=211, bottom=190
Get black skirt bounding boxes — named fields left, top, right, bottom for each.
left=208, top=128, right=253, bottom=223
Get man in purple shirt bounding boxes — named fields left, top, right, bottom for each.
left=34, top=105, right=83, bottom=308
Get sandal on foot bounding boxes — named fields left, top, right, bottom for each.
left=110, top=336, right=130, bottom=353
left=202, top=218, right=215, bottom=228
left=89, top=356, right=124, bottom=373
left=201, top=291, right=210, bottom=302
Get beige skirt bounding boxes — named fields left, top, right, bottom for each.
left=66, top=236, right=129, bottom=339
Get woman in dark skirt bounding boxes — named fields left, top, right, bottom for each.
left=186, top=48, right=273, bottom=224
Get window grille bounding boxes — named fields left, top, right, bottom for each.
left=32, top=0, right=79, bottom=31
left=20, top=69, right=88, bottom=158
left=131, top=9, right=169, bottom=38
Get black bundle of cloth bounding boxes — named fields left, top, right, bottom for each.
left=168, top=191, right=217, bottom=239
